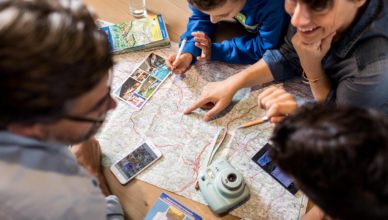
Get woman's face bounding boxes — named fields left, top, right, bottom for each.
left=285, top=0, right=366, bottom=44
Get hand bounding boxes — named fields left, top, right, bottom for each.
left=166, top=52, right=193, bottom=74
left=184, top=79, right=238, bottom=121
left=257, top=86, right=298, bottom=123
left=292, top=31, right=336, bottom=75
left=70, top=137, right=111, bottom=196
left=192, top=32, right=211, bottom=61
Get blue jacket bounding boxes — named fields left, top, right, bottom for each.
left=180, top=0, right=289, bottom=64
left=263, top=0, right=388, bottom=113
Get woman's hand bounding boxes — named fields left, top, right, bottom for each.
left=292, top=31, right=335, bottom=75
left=184, top=78, right=239, bottom=121
left=291, top=32, right=335, bottom=101
left=258, top=86, right=298, bottom=123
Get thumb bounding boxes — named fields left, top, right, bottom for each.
left=172, top=56, right=181, bottom=67
left=203, top=101, right=228, bottom=121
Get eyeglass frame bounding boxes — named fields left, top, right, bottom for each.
left=62, top=86, right=112, bottom=124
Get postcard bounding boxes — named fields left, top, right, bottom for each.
left=145, top=193, right=202, bottom=220
left=115, top=53, right=172, bottom=109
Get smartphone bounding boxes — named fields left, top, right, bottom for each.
left=110, top=142, right=162, bottom=184
left=252, top=143, right=299, bottom=195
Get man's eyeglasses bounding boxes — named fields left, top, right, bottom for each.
left=63, top=87, right=112, bottom=124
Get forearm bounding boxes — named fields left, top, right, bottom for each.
left=227, top=59, right=274, bottom=92
left=304, top=69, right=331, bottom=102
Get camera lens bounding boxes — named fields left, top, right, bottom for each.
left=227, top=173, right=237, bottom=182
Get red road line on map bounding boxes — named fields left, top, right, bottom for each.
left=175, top=141, right=211, bottom=193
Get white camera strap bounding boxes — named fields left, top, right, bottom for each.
left=206, top=127, right=227, bottom=167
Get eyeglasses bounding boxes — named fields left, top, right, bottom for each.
left=63, top=87, right=112, bottom=124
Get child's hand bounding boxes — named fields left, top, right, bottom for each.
left=192, top=32, right=211, bottom=61
left=257, top=86, right=297, bottom=124
left=184, top=79, right=238, bottom=121
left=166, top=52, right=193, bottom=74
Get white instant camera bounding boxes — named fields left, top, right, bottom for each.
left=197, top=128, right=250, bottom=215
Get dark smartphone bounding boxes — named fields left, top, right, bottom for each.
left=252, top=143, right=299, bottom=195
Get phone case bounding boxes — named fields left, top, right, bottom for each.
left=110, top=142, right=162, bottom=184
left=252, top=143, right=298, bottom=195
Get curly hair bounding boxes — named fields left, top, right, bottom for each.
left=270, top=104, right=388, bottom=220
left=0, top=0, right=113, bottom=129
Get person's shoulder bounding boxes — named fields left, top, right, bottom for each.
left=354, top=37, right=388, bottom=70
left=0, top=166, right=106, bottom=219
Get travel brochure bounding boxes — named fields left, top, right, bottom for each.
left=145, top=193, right=202, bottom=220
left=114, top=52, right=171, bottom=109
left=100, top=14, right=170, bottom=54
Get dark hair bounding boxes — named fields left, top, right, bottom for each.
left=188, top=0, right=228, bottom=11
left=0, top=0, right=113, bottom=129
left=300, top=0, right=334, bottom=11
left=270, top=104, right=388, bottom=220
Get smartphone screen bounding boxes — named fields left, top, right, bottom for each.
left=113, top=142, right=160, bottom=181
left=252, top=143, right=299, bottom=195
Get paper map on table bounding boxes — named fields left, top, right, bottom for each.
left=97, top=43, right=313, bottom=219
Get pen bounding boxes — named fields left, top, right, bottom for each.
left=172, top=38, right=187, bottom=73
left=238, top=116, right=269, bottom=129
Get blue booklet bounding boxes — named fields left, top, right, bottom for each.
left=145, top=193, right=202, bottom=220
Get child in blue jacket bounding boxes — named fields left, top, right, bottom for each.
left=166, top=0, right=289, bottom=74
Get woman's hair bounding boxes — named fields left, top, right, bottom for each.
left=270, top=104, right=388, bottom=219
left=0, top=0, right=113, bottom=128
left=300, top=0, right=334, bottom=11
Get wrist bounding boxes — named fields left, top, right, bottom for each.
left=226, top=75, right=244, bottom=94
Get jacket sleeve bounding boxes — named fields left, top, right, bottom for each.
left=211, top=6, right=289, bottom=64
left=262, top=25, right=302, bottom=81
left=180, top=4, right=215, bottom=61
left=106, top=195, right=125, bottom=220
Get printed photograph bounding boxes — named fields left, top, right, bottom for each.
left=126, top=93, right=146, bottom=108
left=137, top=76, right=161, bottom=99
left=118, top=77, right=141, bottom=101
left=152, top=64, right=170, bottom=81
left=139, top=53, right=166, bottom=74
left=132, top=68, right=149, bottom=82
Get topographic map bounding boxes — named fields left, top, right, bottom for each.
left=98, top=43, right=313, bottom=220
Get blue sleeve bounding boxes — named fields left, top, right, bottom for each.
left=180, top=4, right=215, bottom=62
left=262, top=25, right=301, bottom=81
left=211, top=3, right=289, bottom=64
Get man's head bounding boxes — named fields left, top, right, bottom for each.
left=0, top=0, right=116, bottom=144
left=270, top=104, right=388, bottom=219
left=188, top=0, right=246, bottom=23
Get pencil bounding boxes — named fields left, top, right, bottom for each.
left=175, top=38, right=187, bottom=61
left=238, top=116, right=269, bottom=129
left=172, top=38, right=187, bottom=73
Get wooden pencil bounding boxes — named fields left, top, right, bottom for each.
left=238, top=116, right=269, bottom=129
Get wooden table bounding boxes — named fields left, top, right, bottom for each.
left=86, top=0, right=313, bottom=218
left=104, top=168, right=238, bottom=219
left=86, top=0, right=239, bottom=218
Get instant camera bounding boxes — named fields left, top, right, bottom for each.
left=197, top=128, right=250, bottom=215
